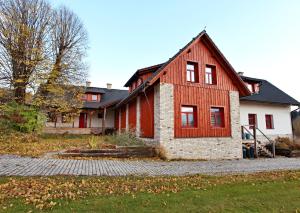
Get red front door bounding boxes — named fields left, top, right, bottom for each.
left=79, top=113, right=87, bottom=128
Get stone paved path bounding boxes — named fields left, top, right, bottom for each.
left=1, top=155, right=300, bottom=176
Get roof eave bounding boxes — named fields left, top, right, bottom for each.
left=116, top=81, right=149, bottom=108
left=240, top=99, right=300, bottom=106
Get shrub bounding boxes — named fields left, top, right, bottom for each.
left=103, top=130, right=145, bottom=147
left=0, top=101, right=46, bottom=133
left=293, top=117, right=300, bottom=137
left=275, top=137, right=300, bottom=150
left=88, top=136, right=99, bottom=149
left=155, top=145, right=167, bottom=160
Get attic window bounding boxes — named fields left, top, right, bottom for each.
left=246, top=82, right=259, bottom=93
left=205, top=65, right=217, bottom=85
left=186, top=61, right=199, bottom=83
left=91, top=94, right=98, bottom=102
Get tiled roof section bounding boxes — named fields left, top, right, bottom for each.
left=124, top=63, right=165, bottom=87
left=240, top=76, right=300, bottom=106
left=83, top=88, right=128, bottom=109
left=85, top=87, right=106, bottom=94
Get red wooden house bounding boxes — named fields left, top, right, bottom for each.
left=115, top=31, right=251, bottom=159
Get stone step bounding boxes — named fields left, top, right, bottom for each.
left=60, top=147, right=157, bottom=158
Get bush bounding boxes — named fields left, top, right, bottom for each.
left=103, top=130, right=145, bottom=147
left=0, top=101, right=46, bottom=133
left=155, top=145, right=167, bottom=160
left=275, top=137, right=300, bottom=151
left=88, top=136, right=99, bottom=149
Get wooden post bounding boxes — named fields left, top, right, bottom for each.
left=89, top=111, right=92, bottom=128
left=241, top=126, right=244, bottom=140
left=253, top=126, right=258, bottom=158
left=54, top=115, right=57, bottom=128
left=273, top=141, right=276, bottom=158
left=102, top=107, right=107, bottom=135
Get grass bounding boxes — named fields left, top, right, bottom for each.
left=0, top=171, right=300, bottom=212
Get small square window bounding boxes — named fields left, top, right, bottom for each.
left=205, top=65, right=217, bottom=85
left=186, top=62, right=199, bottom=83
left=91, top=95, right=98, bottom=101
left=181, top=106, right=197, bottom=128
left=265, top=114, right=274, bottom=129
left=211, top=107, right=224, bottom=127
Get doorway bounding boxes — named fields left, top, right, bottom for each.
left=79, top=113, right=88, bottom=128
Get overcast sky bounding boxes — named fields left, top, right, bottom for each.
left=50, top=0, right=300, bottom=101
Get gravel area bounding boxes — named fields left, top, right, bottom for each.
left=0, top=155, right=300, bottom=176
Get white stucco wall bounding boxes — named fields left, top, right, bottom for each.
left=240, top=101, right=292, bottom=136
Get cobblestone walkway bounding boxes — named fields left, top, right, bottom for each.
left=1, top=155, right=300, bottom=176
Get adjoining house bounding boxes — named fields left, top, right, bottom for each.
left=240, top=76, right=298, bottom=143
left=44, top=83, right=128, bottom=135
left=45, top=30, right=300, bottom=160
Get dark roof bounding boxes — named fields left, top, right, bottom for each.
left=85, top=87, right=106, bottom=94
left=117, top=30, right=250, bottom=107
left=124, top=63, right=165, bottom=87
left=83, top=88, right=128, bottom=109
left=240, top=76, right=300, bottom=106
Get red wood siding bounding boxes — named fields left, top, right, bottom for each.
left=120, top=106, right=126, bottom=130
left=160, top=39, right=238, bottom=138
left=140, top=72, right=153, bottom=81
left=160, top=40, right=238, bottom=90
left=140, top=88, right=154, bottom=138
left=129, top=73, right=152, bottom=93
left=174, top=86, right=231, bottom=137
left=115, top=110, right=119, bottom=130
left=128, top=100, right=137, bottom=129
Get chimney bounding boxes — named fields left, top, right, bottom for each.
left=107, top=83, right=112, bottom=89
left=238, top=72, right=244, bottom=76
left=86, top=81, right=91, bottom=87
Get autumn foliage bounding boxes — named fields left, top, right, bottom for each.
left=0, top=101, right=46, bottom=133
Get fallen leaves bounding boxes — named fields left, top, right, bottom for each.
left=0, top=134, right=98, bottom=157
left=0, top=170, right=299, bottom=210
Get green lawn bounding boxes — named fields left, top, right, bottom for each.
left=1, top=171, right=300, bottom=212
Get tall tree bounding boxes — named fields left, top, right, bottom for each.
left=47, top=6, right=88, bottom=88
left=35, top=6, right=88, bottom=119
left=0, top=0, right=52, bottom=103
left=0, top=0, right=88, bottom=108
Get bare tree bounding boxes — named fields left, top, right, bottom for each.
left=0, top=0, right=52, bottom=103
left=0, top=0, right=88, bottom=108
left=47, top=6, right=88, bottom=87
left=35, top=6, right=88, bottom=118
